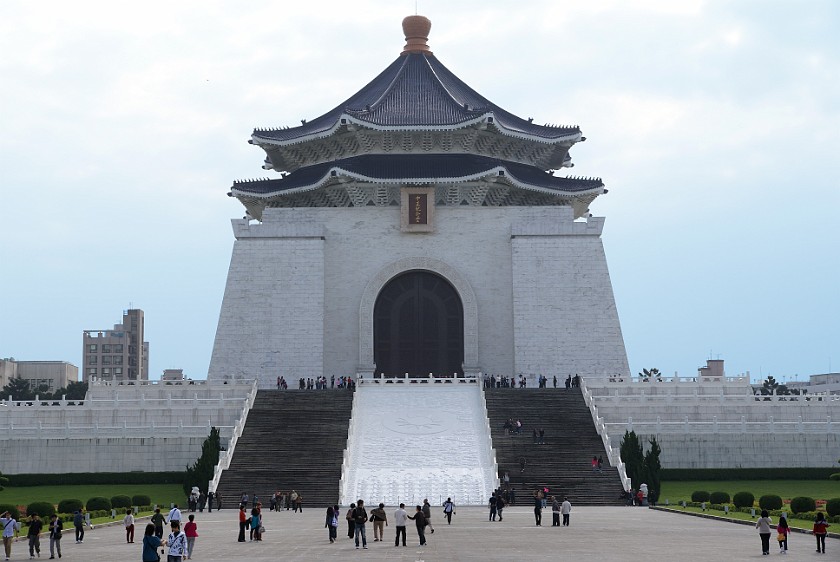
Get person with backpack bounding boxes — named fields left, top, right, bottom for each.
left=442, top=498, right=455, bottom=525
left=813, top=511, right=830, bottom=554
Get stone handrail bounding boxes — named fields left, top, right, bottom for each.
left=338, top=387, right=361, bottom=502
left=605, top=414, right=838, bottom=435
left=478, top=379, right=500, bottom=493
left=359, top=373, right=480, bottom=385
left=208, top=379, right=258, bottom=493
left=580, top=379, right=631, bottom=492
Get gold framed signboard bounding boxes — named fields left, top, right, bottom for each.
left=401, top=186, right=435, bottom=232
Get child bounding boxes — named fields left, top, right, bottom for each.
left=777, top=515, right=789, bottom=554
left=813, top=511, right=830, bottom=554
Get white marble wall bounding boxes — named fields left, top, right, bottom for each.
left=209, top=205, right=630, bottom=387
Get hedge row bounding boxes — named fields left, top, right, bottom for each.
left=5, top=471, right=185, bottom=487
left=661, top=467, right=837, bottom=481
left=675, top=501, right=840, bottom=523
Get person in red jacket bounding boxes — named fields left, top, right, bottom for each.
left=184, top=514, right=198, bottom=559
left=237, top=506, right=247, bottom=542
left=813, top=511, right=830, bottom=554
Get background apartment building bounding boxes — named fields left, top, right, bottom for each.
left=82, top=308, right=149, bottom=382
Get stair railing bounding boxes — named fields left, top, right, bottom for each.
left=478, top=379, right=501, bottom=496
left=208, top=378, right=258, bottom=493
left=580, top=378, right=631, bottom=492
left=338, top=384, right=361, bottom=504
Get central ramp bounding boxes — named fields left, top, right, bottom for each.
left=340, top=383, right=497, bottom=506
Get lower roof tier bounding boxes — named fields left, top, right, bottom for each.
left=232, top=153, right=602, bottom=197
left=230, top=154, right=604, bottom=221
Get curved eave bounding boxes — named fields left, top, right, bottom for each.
left=231, top=165, right=603, bottom=201
left=251, top=112, right=582, bottom=149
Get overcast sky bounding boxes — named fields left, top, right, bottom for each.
left=1, top=0, right=838, bottom=383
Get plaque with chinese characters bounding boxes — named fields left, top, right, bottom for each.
left=401, top=187, right=435, bottom=232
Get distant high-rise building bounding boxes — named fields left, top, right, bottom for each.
left=82, top=309, right=149, bottom=383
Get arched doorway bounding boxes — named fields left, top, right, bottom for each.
left=374, top=270, right=464, bottom=377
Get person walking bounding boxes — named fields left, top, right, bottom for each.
left=123, top=508, right=135, bottom=544
left=394, top=503, right=408, bottom=547
left=167, top=520, right=187, bottom=562
left=551, top=496, right=561, bottom=526
left=151, top=508, right=167, bottom=539
left=47, top=513, right=62, bottom=560
left=183, top=514, right=198, bottom=560
left=206, top=491, right=214, bottom=514
left=346, top=503, right=356, bottom=539
left=488, top=493, right=498, bottom=521
left=561, top=497, right=572, bottom=526
left=422, top=499, right=435, bottom=534
left=1, top=510, right=17, bottom=561
left=237, top=505, right=247, bottom=542
left=27, top=514, right=43, bottom=559
left=72, top=510, right=84, bottom=544
left=352, top=500, right=368, bottom=549
left=776, top=514, right=789, bottom=554
left=370, top=503, right=388, bottom=542
left=813, top=511, right=830, bottom=554
left=168, top=505, right=182, bottom=526
left=142, top=523, right=164, bottom=562
left=756, top=509, right=773, bottom=555
left=290, top=490, right=298, bottom=512
left=496, top=494, right=506, bottom=521
left=325, top=505, right=338, bottom=543
left=407, top=505, right=428, bottom=546
left=442, top=498, right=455, bottom=525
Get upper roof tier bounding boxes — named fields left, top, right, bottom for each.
left=250, top=16, right=582, bottom=172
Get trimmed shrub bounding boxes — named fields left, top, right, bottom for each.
left=110, top=495, right=132, bottom=509
left=829, top=473, right=840, bottom=481
left=790, top=496, right=816, bottom=514
left=26, top=502, right=56, bottom=517
left=709, top=491, right=730, bottom=505
left=5, top=471, right=185, bottom=487
left=691, top=491, right=710, bottom=503
left=733, top=492, right=755, bottom=508
left=57, top=499, right=83, bottom=514
left=759, top=494, right=783, bottom=511
left=0, top=504, right=21, bottom=519
left=826, top=498, right=840, bottom=517
left=86, top=497, right=111, bottom=511
left=132, top=495, right=151, bottom=506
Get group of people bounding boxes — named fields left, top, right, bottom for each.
left=266, top=490, right=303, bottom=512
left=330, top=498, right=441, bottom=548
left=142, top=514, right=197, bottom=562
left=187, top=487, right=216, bottom=513
left=277, top=375, right=356, bottom=390
left=0, top=511, right=64, bottom=560
left=755, top=510, right=831, bottom=555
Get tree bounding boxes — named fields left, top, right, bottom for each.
left=644, top=437, right=662, bottom=500
left=0, top=470, right=8, bottom=491
left=639, top=368, right=661, bottom=381
left=184, top=427, right=222, bottom=496
left=64, top=381, right=88, bottom=400
left=0, top=377, right=35, bottom=401
left=620, top=430, right=647, bottom=488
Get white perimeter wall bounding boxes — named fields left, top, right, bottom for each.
left=208, top=206, right=630, bottom=387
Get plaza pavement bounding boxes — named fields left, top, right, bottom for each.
left=8, top=506, right=837, bottom=561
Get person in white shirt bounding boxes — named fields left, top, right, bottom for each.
left=168, top=505, right=182, bottom=524
left=561, top=497, right=572, bottom=526
left=124, top=509, right=135, bottom=543
left=393, top=503, right=408, bottom=547
left=167, top=520, right=187, bottom=562
left=1, top=511, right=17, bottom=561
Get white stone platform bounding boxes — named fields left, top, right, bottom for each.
left=340, top=384, right=497, bottom=505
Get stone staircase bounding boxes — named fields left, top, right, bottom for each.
left=215, top=389, right=354, bottom=509
left=485, top=388, right=624, bottom=505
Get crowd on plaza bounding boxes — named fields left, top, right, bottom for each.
left=484, top=373, right=581, bottom=389
left=275, top=375, right=357, bottom=390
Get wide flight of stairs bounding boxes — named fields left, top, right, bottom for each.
left=485, top=387, right=624, bottom=505
left=215, top=389, right=354, bottom=508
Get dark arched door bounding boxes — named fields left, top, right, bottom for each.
left=374, top=271, right=464, bottom=377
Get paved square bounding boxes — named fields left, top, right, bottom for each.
left=9, top=506, right=836, bottom=561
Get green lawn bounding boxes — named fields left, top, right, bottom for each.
left=0, top=484, right=184, bottom=509
left=660, top=480, right=840, bottom=503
